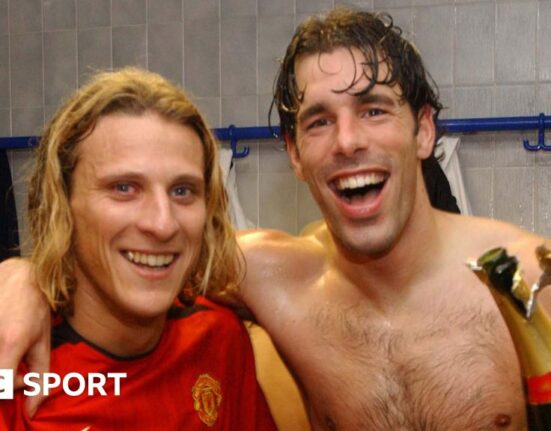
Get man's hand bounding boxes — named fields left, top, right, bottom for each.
left=0, top=258, right=50, bottom=416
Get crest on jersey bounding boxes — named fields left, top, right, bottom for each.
left=192, top=373, right=222, bottom=426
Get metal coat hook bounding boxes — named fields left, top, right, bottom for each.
left=228, top=125, right=250, bottom=159
left=523, top=113, right=551, bottom=151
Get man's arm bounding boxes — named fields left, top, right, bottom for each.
left=237, top=229, right=316, bottom=431
left=0, top=257, right=50, bottom=416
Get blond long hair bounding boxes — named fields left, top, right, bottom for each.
left=28, top=67, right=242, bottom=312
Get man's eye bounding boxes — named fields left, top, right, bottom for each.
left=366, top=108, right=384, bottom=117
left=114, top=183, right=133, bottom=193
left=307, top=118, right=330, bottom=130
left=173, top=186, right=190, bottom=197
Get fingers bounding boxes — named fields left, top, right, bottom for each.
left=5, top=317, right=52, bottom=417
left=25, top=390, right=46, bottom=418
left=23, top=314, right=51, bottom=417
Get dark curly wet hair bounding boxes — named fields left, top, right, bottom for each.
left=272, top=7, right=443, bottom=141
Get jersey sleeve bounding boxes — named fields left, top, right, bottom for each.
left=0, top=397, right=25, bottom=431
left=0, top=403, right=14, bottom=431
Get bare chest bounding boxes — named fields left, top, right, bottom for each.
left=275, top=302, right=526, bottom=431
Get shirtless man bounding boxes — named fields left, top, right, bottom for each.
left=236, top=9, right=547, bottom=429
left=0, top=7, right=548, bottom=430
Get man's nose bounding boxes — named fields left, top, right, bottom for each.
left=334, top=114, right=365, bottom=157
left=137, top=193, right=179, bottom=241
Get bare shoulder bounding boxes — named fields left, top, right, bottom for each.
left=460, top=215, right=551, bottom=314
left=441, top=211, right=547, bottom=276
left=238, top=228, right=326, bottom=267
left=440, top=212, right=544, bottom=251
left=237, top=228, right=327, bottom=306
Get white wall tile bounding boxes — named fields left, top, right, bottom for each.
left=112, top=0, right=146, bottom=26
left=258, top=0, right=294, bottom=16
left=77, top=0, right=110, bottom=28
left=463, top=167, right=493, bottom=218
left=457, top=135, right=495, bottom=169
left=44, top=0, right=76, bottom=31
left=222, top=95, right=257, bottom=125
left=221, top=16, right=256, bottom=96
left=455, top=3, right=494, bottom=85
left=0, top=0, right=7, bottom=35
left=147, top=22, right=183, bottom=86
left=183, top=0, right=219, bottom=21
left=44, top=30, right=77, bottom=106
left=494, top=85, right=536, bottom=117
left=257, top=14, right=295, bottom=95
left=413, top=5, right=454, bottom=86
left=494, top=166, right=534, bottom=231
left=454, top=86, right=493, bottom=119
left=259, top=172, right=297, bottom=233
left=10, top=0, right=42, bottom=34
left=236, top=171, right=259, bottom=227
left=184, top=18, right=220, bottom=97
left=0, top=108, right=9, bottom=135
left=496, top=2, right=536, bottom=83
left=0, top=35, right=9, bottom=109
left=259, top=139, right=290, bottom=173
left=535, top=166, right=551, bottom=237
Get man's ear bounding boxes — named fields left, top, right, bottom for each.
left=285, top=133, right=305, bottom=181
left=416, top=105, right=436, bottom=160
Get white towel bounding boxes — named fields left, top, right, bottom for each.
left=219, top=148, right=254, bottom=229
left=437, top=136, right=472, bottom=216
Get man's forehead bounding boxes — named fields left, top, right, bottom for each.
left=294, top=48, right=402, bottom=106
left=295, top=48, right=391, bottom=89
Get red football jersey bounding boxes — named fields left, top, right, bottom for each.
left=0, top=296, right=277, bottom=430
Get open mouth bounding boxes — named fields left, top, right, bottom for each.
left=123, top=251, right=176, bottom=269
left=332, top=172, right=388, bottom=204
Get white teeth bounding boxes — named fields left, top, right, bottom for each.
left=336, top=173, right=386, bottom=191
left=124, top=251, right=175, bottom=268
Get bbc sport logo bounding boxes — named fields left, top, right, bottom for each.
left=0, top=369, right=14, bottom=399
left=0, top=369, right=126, bottom=399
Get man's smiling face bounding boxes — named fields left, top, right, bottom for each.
left=288, top=47, right=434, bottom=258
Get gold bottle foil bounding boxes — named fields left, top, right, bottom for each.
left=468, top=246, right=551, bottom=430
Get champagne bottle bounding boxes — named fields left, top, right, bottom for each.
left=468, top=246, right=551, bottom=431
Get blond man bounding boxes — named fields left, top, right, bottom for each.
left=0, top=68, right=276, bottom=431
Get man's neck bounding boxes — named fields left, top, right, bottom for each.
left=330, top=192, right=444, bottom=296
left=66, top=303, right=166, bottom=358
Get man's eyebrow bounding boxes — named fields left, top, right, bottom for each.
left=355, top=92, right=397, bottom=106
left=97, top=172, right=204, bottom=185
left=297, top=103, right=327, bottom=125
left=96, top=171, right=144, bottom=182
left=297, top=92, right=397, bottom=125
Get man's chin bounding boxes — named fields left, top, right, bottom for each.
left=331, top=226, right=396, bottom=260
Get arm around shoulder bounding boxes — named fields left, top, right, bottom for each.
left=0, top=257, right=51, bottom=415
left=238, top=229, right=323, bottom=300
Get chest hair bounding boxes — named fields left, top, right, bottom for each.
left=304, top=303, right=523, bottom=430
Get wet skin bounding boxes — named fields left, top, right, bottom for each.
left=238, top=48, right=546, bottom=430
